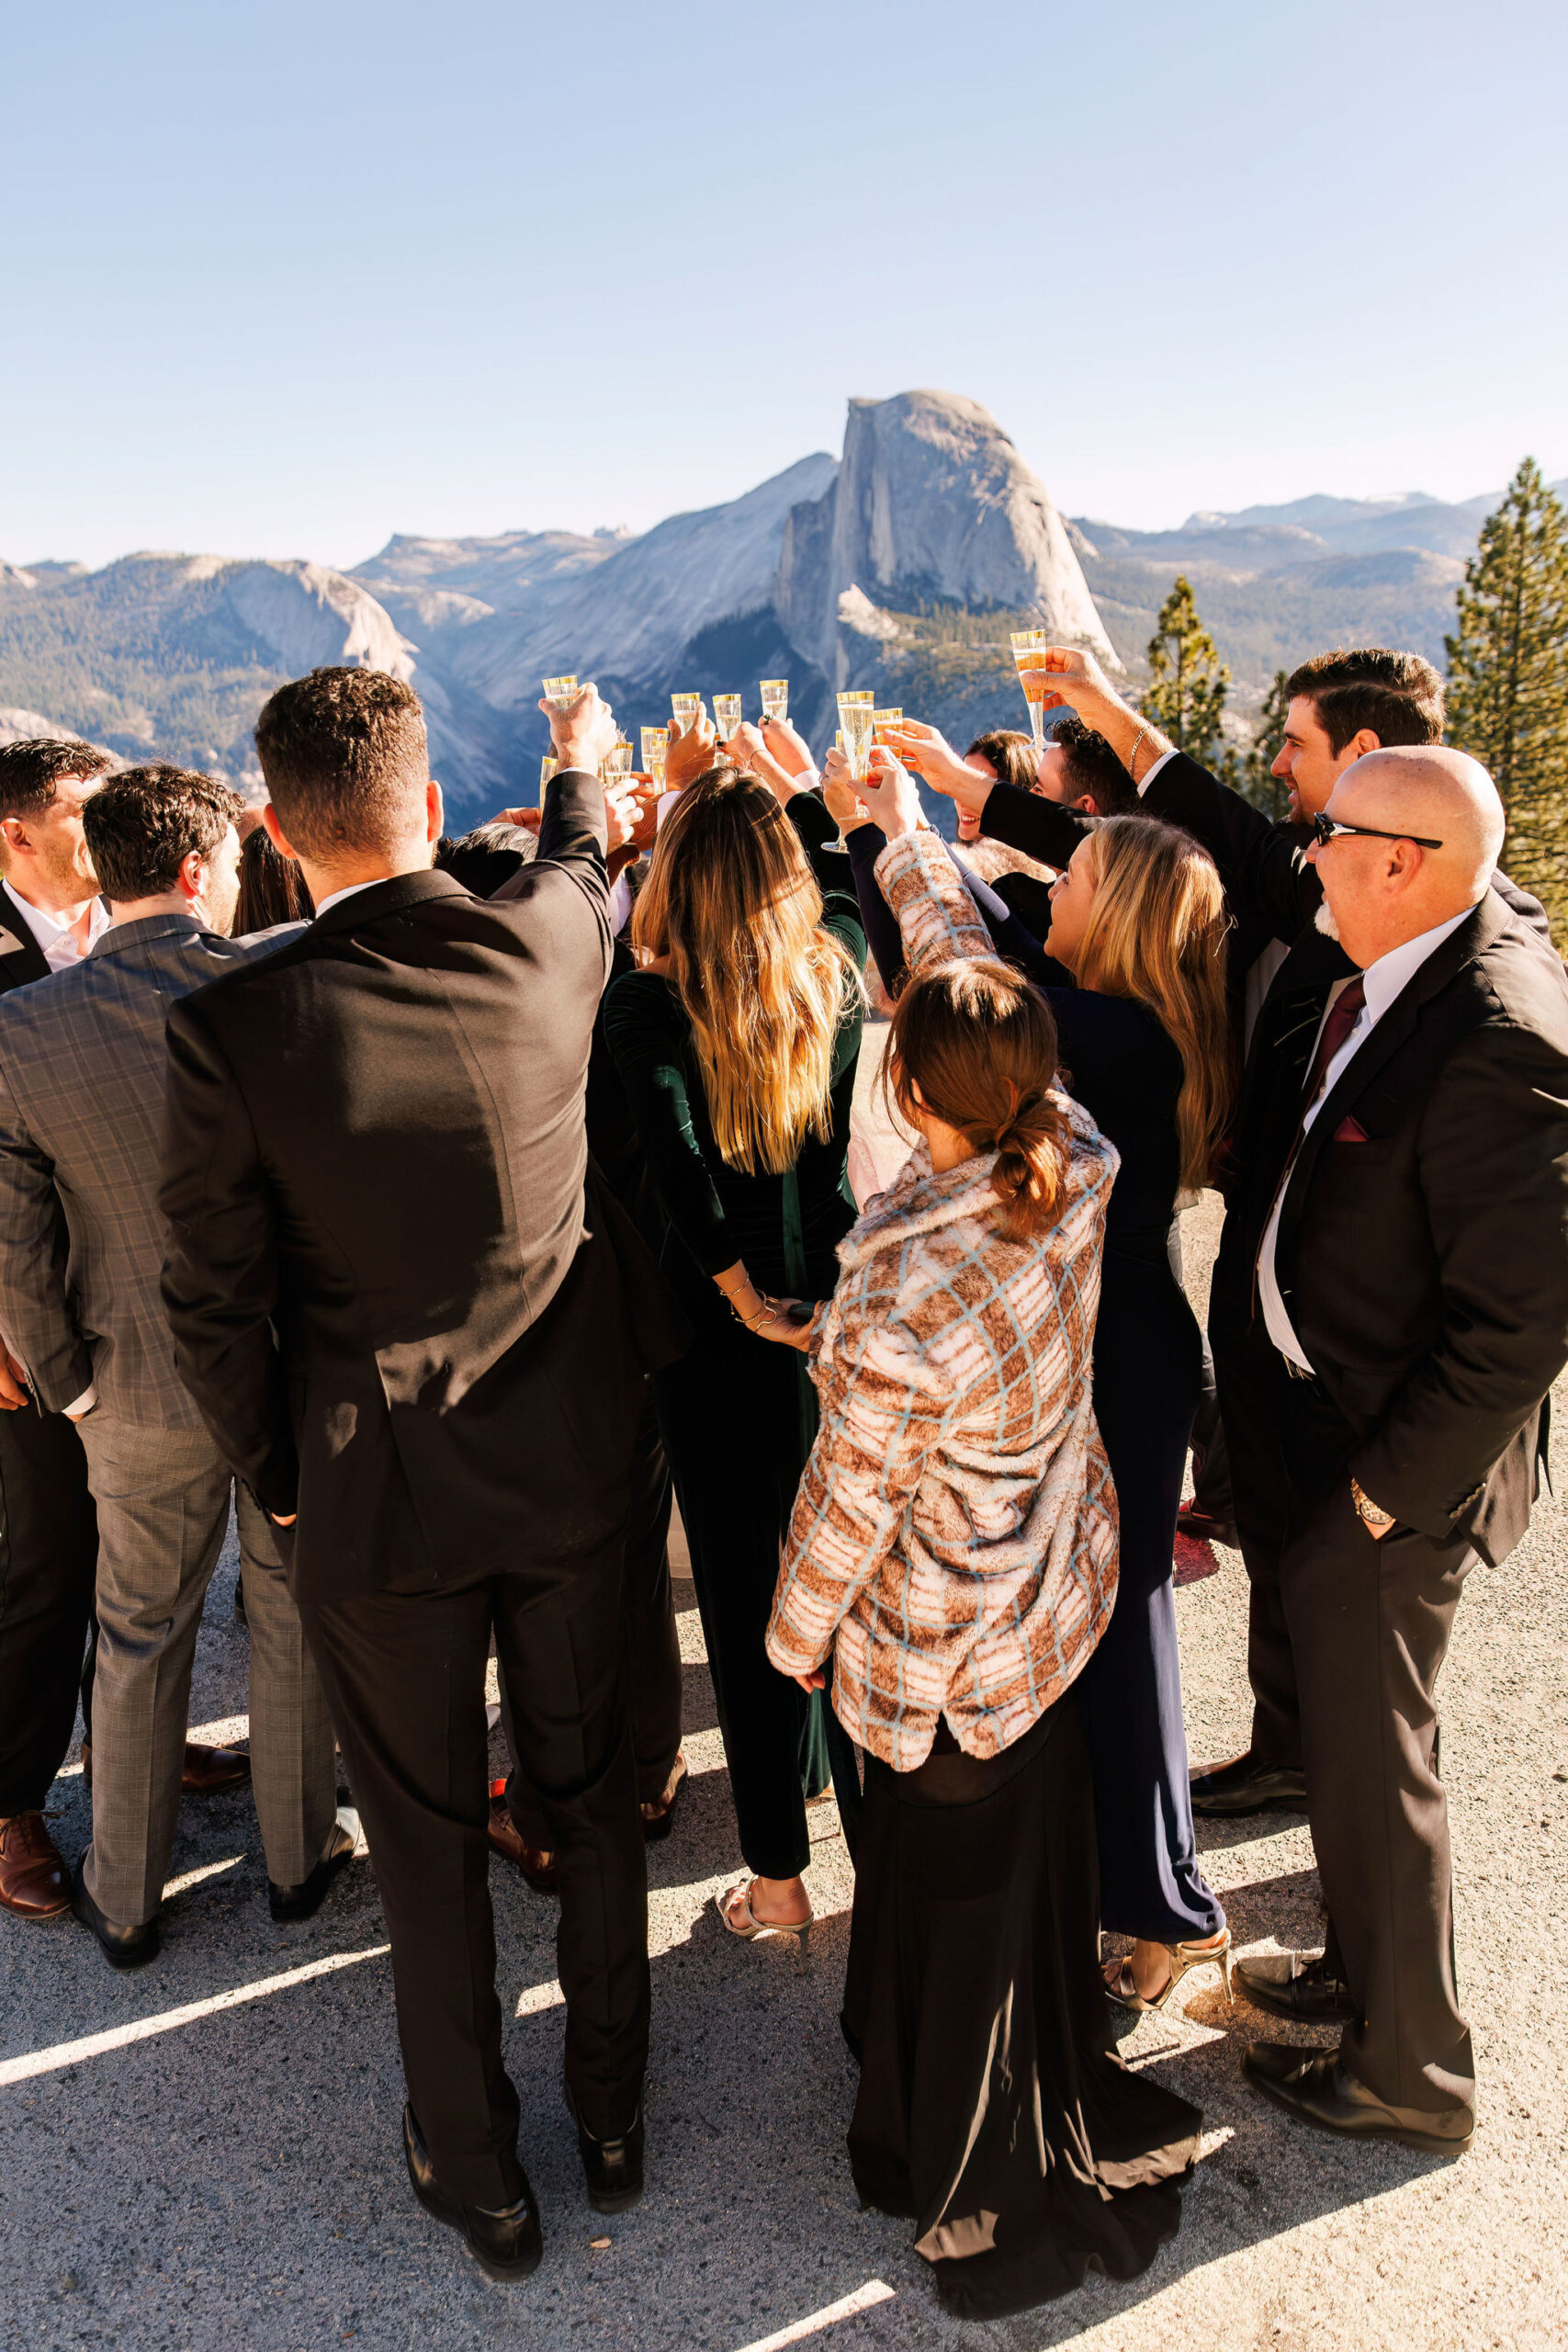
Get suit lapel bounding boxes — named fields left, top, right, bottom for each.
left=1278, top=895, right=1503, bottom=1250
left=0, top=930, right=51, bottom=995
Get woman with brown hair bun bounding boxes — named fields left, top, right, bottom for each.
left=838, top=749, right=1236, bottom=2022
left=603, top=759, right=865, bottom=1951
left=764, top=837, right=1201, bottom=2318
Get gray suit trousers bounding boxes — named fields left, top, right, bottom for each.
left=77, top=1414, right=336, bottom=1927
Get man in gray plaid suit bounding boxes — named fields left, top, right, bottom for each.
left=0, top=764, right=344, bottom=1967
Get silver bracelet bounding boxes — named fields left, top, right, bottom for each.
left=1128, top=724, right=1149, bottom=781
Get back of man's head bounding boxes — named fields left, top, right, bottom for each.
left=84, top=765, right=243, bottom=903
left=255, top=667, right=429, bottom=862
left=1286, top=648, right=1444, bottom=755
left=0, top=738, right=114, bottom=826
left=1053, top=713, right=1142, bottom=815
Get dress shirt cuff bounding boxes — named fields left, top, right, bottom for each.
left=62, top=1383, right=97, bottom=1420
left=1136, top=747, right=1179, bottom=798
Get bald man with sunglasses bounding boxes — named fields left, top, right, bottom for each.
left=1208, top=747, right=1567, bottom=2152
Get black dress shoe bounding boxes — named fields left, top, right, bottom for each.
left=1177, top=1504, right=1239, bottom=1547
left=269, top=1821, right=356, bottom=1923
left=402, top=2105, right=543, bottom=2282
left=70, top=1851, right=160, bottom=1970
left=1236, top=1949, right=1357, bottom=2023
left=1244, top=2041, right=1473, bottom=2154
left=1189, top=1751, right=1307, bottom=1816
left=564, top=2083, right=645, bottom=2212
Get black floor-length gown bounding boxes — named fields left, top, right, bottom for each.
left=603, top=795, right=865, bottom=1880
left=843, top=1693, right=1203, bottom=2317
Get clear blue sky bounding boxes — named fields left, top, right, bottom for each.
left=6, top=0, right=1564, bottom=570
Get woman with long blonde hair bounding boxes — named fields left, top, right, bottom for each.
left=604, top=755, right=865, bottom=1949
left=835, top=746, right=1236, bottom=2024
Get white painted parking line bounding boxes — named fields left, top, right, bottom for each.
left=514, top=1978, right=564, bottom=2018
left=0, top=1943, right=390, bottom=2087
left=733, top=2279, right=896, bottom=2350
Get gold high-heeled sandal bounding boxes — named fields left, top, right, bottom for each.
left=1104, top=1928, right=1234, bottom=2015
left=715, top=1880, right=814, bottom=1975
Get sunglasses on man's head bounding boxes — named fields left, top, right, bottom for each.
left=1307, top=813, right=1444, bottom=851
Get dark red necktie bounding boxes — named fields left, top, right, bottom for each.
left=1302, top=976, right=1366, bottom=1112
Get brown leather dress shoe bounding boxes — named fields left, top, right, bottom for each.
left=1245, top=2041, right=1473, bottom=2154
left=0, top=1811, right=71, bottom=1918
left=487, top=1781, right=558, bottom=1895
left=81, top=1739, right=252, bottom=1794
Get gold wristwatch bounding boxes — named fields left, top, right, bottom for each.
left=1350, top=1476, right=1395, bottom=1532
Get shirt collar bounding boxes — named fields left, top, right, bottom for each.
left=1359, top=904, right=1476, bottom=1023
left=3, top=876, right=109, bottom=954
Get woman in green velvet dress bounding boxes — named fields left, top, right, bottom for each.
left=603, top=754, right=864, bottom=1958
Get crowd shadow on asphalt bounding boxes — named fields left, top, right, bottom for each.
left=0, top=1542, right=1458, bottom=2352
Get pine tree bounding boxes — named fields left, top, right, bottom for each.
left=1240, top=670, right=1291, bottom=820
left=1446, top=457, right=1568, bottom=937
left=1143, top=576, right=1234, bottom=769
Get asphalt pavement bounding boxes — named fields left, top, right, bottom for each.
left=2, top=1192, right=1564, bottom=2352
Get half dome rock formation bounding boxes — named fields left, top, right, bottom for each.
left=777, top=390, right=1122, bottom=684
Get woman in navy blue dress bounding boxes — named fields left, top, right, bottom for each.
left=838, top=743, right=1234, bottom=2014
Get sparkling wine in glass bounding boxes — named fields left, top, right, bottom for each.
left=760, top=678, right=789, bottom=726
left=543, top=673, right=579, bottom=710
left=671, top=693, right=702, bottom=738
left=872, top=706, right=902, bottom=748
left=712, top=694, right=742, bottom=742
left=1010, top=631, right=1053, bottom=750
left=837, top=691, right=876, bottom=783
left=641, top=727, right=669, bottom=791
left=602, top=739, right=634, bottom=784
left=538, top=753, right=558, bottom=806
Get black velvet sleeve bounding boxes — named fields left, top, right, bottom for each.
left=979, top=781, right=1094, bottom=869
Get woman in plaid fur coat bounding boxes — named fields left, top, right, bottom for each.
left=762, top=772, right=1202, bottom=2320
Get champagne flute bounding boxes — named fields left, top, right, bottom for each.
left=760, top=678, right=789, bottom=727
left=1010, top=630, right=1052, bottom=750
left=543, top=673, right=579, bottom=711
left=671, top=693, right=702, bottom=739
left=538, top=753, right=558, bottom=807
left=641, top=727, right=669, bottom=792
left=712, top=693, right=742, bottom=743
left=837, top=691, right=875, bottom=783
left=872, top=706, right=902, bottom=748
left=602, top=738, right=634, bottom=784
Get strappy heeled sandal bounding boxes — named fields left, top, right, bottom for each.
left=715, top=1879, right=814, bottom=1975
left=1104, top=1928, right=1234, bottom=2015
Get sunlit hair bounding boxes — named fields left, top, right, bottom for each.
left=1073, top=816, right=1233, bottom=1188
left=631, top=767, right=861, bottom=1175
left=885, top=957, right=1073, bottom=1243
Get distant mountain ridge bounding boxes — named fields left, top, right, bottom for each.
left=0, top=401, right=1554, bottom=817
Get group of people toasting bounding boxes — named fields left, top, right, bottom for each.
left=0, top=623, right=1562, bottom=2322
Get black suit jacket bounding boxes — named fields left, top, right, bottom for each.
left=160, top=771, right=683, bottom=1599
left=1212, top=891, right=1568, bottom=1564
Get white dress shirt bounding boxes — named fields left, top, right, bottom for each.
left=2, top=878, right=109, bottom=970
left=1258, top=906, right=1474, bottom=1371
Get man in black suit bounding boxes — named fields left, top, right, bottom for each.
left=1216, top=746, right=1566, bottom=2146
left=0, top=739, right=109, bottom=1920
left=161, top=667, right=682, bottom=2280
